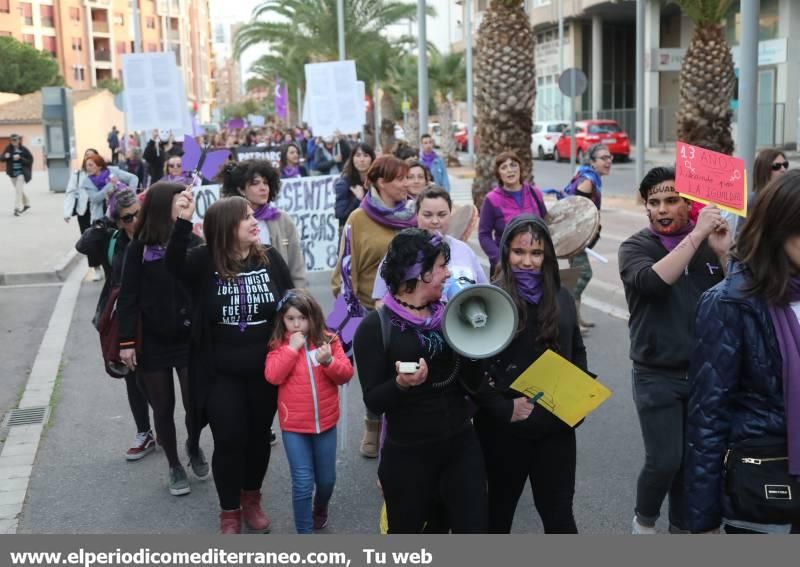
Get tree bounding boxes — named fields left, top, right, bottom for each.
left=675, top=0, right=735, bottom=155
left=429, top=51, right=466, bottom=165
left=0, top=37, right=62, bottom=95
left=98, top=78, right=123, bottom=95
left=471, top=0, right=536, bottom=207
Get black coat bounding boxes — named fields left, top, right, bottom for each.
left=685, top=263, right=787, bottom=532
left=2, top=144, right=33, bottom=182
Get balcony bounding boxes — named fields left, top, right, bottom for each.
left=91, top=20, right=109, bottom=34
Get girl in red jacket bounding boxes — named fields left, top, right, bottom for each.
left=265, top=289, right=353, bottom=533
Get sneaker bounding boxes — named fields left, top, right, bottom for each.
left=312, top=504, right=329, bottom=530
left=270, top=429, right=278, bottom=446
left=91, top=268, right=103, bottom=282
left=168, top=465, right=191, bottom=496
left=186, top=441, right=210, bottom=480
left=21, top=205, right=30, bottom=213
left=632, top=515, right=657, bottom=535
left=13, top=209, right=21, bottom=217
left=126, top=430, right=155, bottom=461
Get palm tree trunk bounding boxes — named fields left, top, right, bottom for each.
left=405, top=109, right=420, bottom=149
left=439, top=99, right=459, bottom=166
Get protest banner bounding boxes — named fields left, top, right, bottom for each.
left=304, top=61, right=363, bottom=136
left=121, top=52, right=188, bottom=133
left=191, top=175, right=339, bottom=272
left=675, top=141, right=748, bottom=216
left=233, top=145, right=282, bottom=168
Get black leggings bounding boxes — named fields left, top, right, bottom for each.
left=138, top=367, right=194, bottom=467
left=124, top=371, right=150, bottom=434
left=206, top=372, right=278, bottom=511
left=76, top=209, right=94, bottom=267
left=476, top=415, right=578, bottom=534
left=378, top=427, right=487, bottom=534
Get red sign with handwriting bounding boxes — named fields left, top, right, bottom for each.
left=675, top=142, right=747, bottom=215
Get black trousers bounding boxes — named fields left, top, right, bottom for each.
left=206, top=371, right=278, bottom=510
left=378, top=426, right=487, bottom=534
left=476, top=414, right=578, bottom=534
left=76, top=208, right=94, bottom=267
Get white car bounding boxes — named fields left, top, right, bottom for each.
left=532, top=121, right=568, bottom=160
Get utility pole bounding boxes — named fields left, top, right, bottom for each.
left=465, top=0, right=475, bottom=163
left=635, top=0, right=645, bottom=184
left=131, top=0, right=142, bottom=53
left=558, top=0, right=565, bottom=121
left=417, top=0, right=429, bottom=140
left=337, top=0, right=345, bottom=60
left=738, top=0, right=758, bottom=196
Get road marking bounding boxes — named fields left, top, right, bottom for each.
left=583, top=295, right=630, bottom=322
left=0, top=282, right=64, bottom=291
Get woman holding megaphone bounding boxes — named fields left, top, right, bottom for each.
left=353, top=229, right=532, bottom=533
left=475, top=215, right=589, bottom=534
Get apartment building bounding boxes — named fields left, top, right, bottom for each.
left=212, top=21, right=242, bottom=110
left=0, top=0, right=215, bottom=122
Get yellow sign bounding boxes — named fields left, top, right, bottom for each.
left=509, top=349, right=612, bottom=427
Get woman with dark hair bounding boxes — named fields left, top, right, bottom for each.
left=120, top=148, right=147, bottom=190
left=475, top=215, right=588, bottom=533
left=752, top=148, right=789, bottom=195
left=165, top=193, right=294, bottom=534
left=219, top=160, right=306, bottom=288
left=354, top=229, right=527, bottom=533
left=563, top=143, right=612, bottom=330
left=478, top=151, right=547, bottom=276
left=331, top=155, right=414, bottom=457
left=279, top=142, right=308, bottom=179
left=76, top=189, right=154, bottom=461
left=333, top=142, right=376, bottom=228
left=118, top=182, right=207, bottom=497
left=405, top=159, right=432, bottom=199
left=686, top=172, right=800, bottom=535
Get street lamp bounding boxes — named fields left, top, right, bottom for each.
left=417, top=0, right=429, bottom=140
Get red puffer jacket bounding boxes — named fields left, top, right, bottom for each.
left=265, top=332, right=353, bottom=434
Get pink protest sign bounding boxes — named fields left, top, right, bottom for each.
left=675, top=142, right=748, bottom=216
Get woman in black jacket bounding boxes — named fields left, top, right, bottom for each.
left=333, top=142, right=375, bottom=229
left=118, top=182, right=207, bottom=497
left=76, top=189, right=154, bottom=461
left=353, top=229, right=530, bottom=533
left=475, top=215, right=588, bottom=534
left=165, top=192, right=294, bottom=534
left=686, top=173, right=800, bottom=534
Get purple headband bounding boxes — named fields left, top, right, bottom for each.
left=402, top=232, right=444, bottom=281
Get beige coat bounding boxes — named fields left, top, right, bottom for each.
left=263, top=211, right=307, bottom=289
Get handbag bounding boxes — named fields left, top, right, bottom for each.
left=724, top=441, right=800, bottom=524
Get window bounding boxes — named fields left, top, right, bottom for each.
left=72, top=37, right=82, bottom=51
left=40, top=4, right=54, bottom=27
left=533, top=124, right=542, bottom=134
left=116, top=41, right=127, bottom=54
left=146, top=17, right=155, bottom=29
left=42, top=35, right=56, bottom=57
left=73, top=65, right=85, bottom=82
left=113, top=13, right=124, bottom=26
left=588, top=123, right=621, bottom=134
left=23, top=34, right=34, bottom=45
left=70, top=7, right=81, bottom=22
left=0, top=0, right=10, bottom=14
left=548, top=124, right=567, bottom=133
left=147, top=42, right=158, bottom=52
left=20, top=3, right=33, bottom=25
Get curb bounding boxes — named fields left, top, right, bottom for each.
left=0, top=249, right=81, bottom=287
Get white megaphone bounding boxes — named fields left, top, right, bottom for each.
left=441, top=278, right=518, bottom=359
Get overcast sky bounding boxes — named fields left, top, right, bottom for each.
left=209, top=0, right=457, bottom=78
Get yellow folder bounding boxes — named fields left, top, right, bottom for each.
left=509, top=349, right=612, bottom=427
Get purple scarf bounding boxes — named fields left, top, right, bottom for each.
left=164, top=173, right=191, bottom=184
left=253, top=202, right=281, bottom=222
left=89, top=169, right=111, bottom=190
left=649, top=222, right=695, bottom=252
left=420, top=150, right=438, bottom=170
left=513, top=269, right=543, bottom=304
left=383, top=293, right=445, bottom=332
left=360, top=189, right=417, bottom=230
left=143, top=244, right=166, bottom=262
left=768, top=276, right=800, bottom=476
left=282, top=165, right=301, bottom=179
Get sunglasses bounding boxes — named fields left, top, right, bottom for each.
left=167, top=162, right=182, bottom=168
left=119, top=211, right=139, bottom=223
left=771, top=161, right=789, bottom=171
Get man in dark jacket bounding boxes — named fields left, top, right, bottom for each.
left=2, top=133, right=34, bottom=216
left=618, top=166, right=730, bottom=534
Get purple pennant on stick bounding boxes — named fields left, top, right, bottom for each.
left=182, top=135, right=230, bottom=183
left=274, top=75, right=288, bottom=121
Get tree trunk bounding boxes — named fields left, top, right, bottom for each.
left=439, top=99, right=460, bottom=166
left=380, top=119, right=396, bottom=154
left=405, top=109, right=420, bottom=150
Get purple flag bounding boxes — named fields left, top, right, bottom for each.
left=274, top=75, right=288, bottom=120
left=226, top=117, right=246, bottom=130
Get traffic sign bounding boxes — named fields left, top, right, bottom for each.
left=558, top=68, right=588, bottom=98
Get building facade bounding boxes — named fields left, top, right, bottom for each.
left=0, top=0, right=215, bottom=122
left=212, top=21, right=242, bottom=111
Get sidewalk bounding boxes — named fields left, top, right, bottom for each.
left=0, top=174, right=83, bottom=285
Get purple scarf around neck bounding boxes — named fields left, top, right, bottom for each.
left=360, top=189, right=417, bottom=230
left=768, top=276, right=800, bottom=476
left=420, top=150, right=438, bottom=170
left=89, top=169, right=111, bottom=190
left=282, top=165, right=301, bottom=178
left=383, top=293, right=445, bottom=331
left=648, top=222, right=695, bottom=252
left=513, top=269, right=543, bottom=304
left=253, top=202, right=281, bottom=222
left=143, top=244, right=166, bottom=262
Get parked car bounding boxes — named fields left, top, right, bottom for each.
left=553, top=119, right=630, bottom=163
left=453, top=126, right=477, bottom=152
left=531, top=121, right=568, bottom=160
left=394, top=124, right=406, bottom=141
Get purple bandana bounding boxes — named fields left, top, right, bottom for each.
left=420, top=150, right=438, bottom=171
left=282, top=165, right=301, bottom=179
left=649, top=222, right=695, bottom=252
left=253, top=202, right=281, bottom=222
left=383, top=293, right=445, bottom=332
left=512, top=269, right=543, bottom=304
left=89, top=169, right=111, bottom=190
left=360, top=190, right=417, bottom=230
left=402, top=233, right=444, bottom=280
left=768, top=276, right=800, bottom=476
left=143, top=244, right=166, bottom=262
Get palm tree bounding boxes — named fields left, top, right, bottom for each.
left=675, top=0, right=735, bottom=154
left=429, top=51, right=466, bottom=165
left=471, top=0, right=536, bottom=207
left=245, top=46, right=307, bottom=124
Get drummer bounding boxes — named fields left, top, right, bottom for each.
left=478, top=151, right=547, bottom=276
left=562, top=143, right=611, bottom=331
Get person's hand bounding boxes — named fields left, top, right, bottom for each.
left=693, top=205, right=723, bottom=239
left=289, top=332, right=306, bottom=351
left=12, top=154, right=19, bottom=160
left=175, top=189, right=195, bottom=220
left=120, top=348, right=137, bottom=370
left=3, top=153, right=10, bottom=159
left=510, top=397, right=534, bottom=422
left=108, top=174, right=119, bottom=187
left=350, top=184, right=365, bottom=200
left=707, top=218, right=732, bottom=259
left=395, top=358, right=428, bottom=388
left=315, top=342, right=333, bottom=365
left=64, top=217, right=71, bottom=223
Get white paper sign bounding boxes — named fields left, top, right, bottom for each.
left=121, top=52, right=188, bottom=133
left=305, top=61, right=364, bottom=137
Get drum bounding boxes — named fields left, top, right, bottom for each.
left=448, top=203, right=479, bottom=242
left=545, top=196, right=600, bottom=258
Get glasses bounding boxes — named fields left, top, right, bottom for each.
left=771, top=161, right=789, bottom=171
left=167, top=162, right=182, bottom=168
left=596, top=155, right=614, bottom=162
left=119, top=211, right=139, bottom=223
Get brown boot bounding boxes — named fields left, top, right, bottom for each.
left=219, top=509, right=241, bottom=535
left=360, top=418, right=381, bottom=458
left=576, top=299, right=595, bottom=328
left=240, top=490, right=271, bottom=533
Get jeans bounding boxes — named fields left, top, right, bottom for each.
left=632, top=366, right=689, bottom=530
left=282, top=427, right=338, bottom=534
